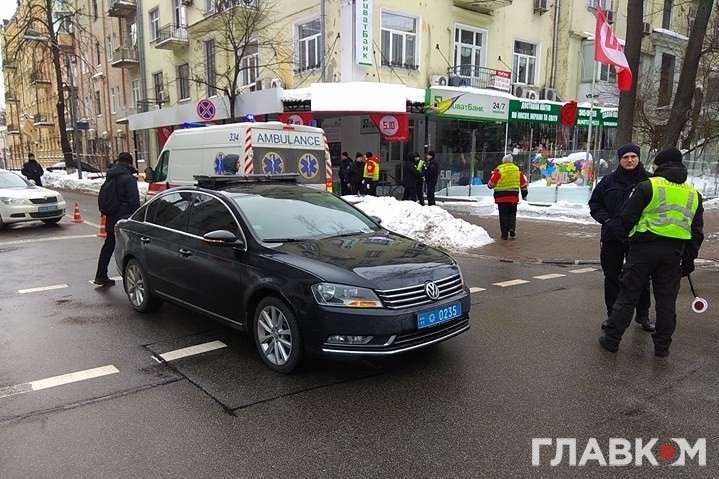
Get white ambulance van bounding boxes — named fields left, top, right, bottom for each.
left=145, top=121, right=332, bottom=198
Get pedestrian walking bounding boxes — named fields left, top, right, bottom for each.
left=589, top=143, right=653, bottom=332
left=487, top=154, right=528, bottom=239
left=339, top=152, right=355, bottom=196
left=599, top=147, right=704, bottom=357
left=94, top=152, right=141, bottom=286
left=401, top=152, right=419, bottom=201
left=21, top=153, right=44, bottom=186
left=424, top=150, right=439, bottom=206
left=351, top=153, right=365, bottom=195
left=363, top=151, right=380, bottom=196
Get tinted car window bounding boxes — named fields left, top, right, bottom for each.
left=131, top=204, right=148, bottom=221
left=227, top=187, right=377, bottom=241
left=187, top=194, right=239, bottom=237
left=147, top=191, right=192, bottom=231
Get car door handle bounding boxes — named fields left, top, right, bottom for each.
left=178, top=248, right=193, bottom=257
left=140, top=237, right=150, bottom=244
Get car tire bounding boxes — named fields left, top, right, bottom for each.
left=42, top=218, right=62, bottom=225
left=253, top=297, right=302, bottom=373
left=0, top=216, right=5, bottom=231
left=123, top=258, right=162, bottom=313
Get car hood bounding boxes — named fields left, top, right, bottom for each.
left=263, top=231, right=458, bottom=290
left=0, top=186, right=63, bottom=201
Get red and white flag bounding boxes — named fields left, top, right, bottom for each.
left=594, top=8, right=633, bottom=92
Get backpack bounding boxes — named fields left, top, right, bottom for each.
left=98, top=177, right=121, bottom=216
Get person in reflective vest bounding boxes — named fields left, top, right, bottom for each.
left=415, top=155, right=426, bottom=205
left=600, top=148, right=704, bottom=358
left=362, top=152, right=380, bottom=196
left=487, top=154, right=529, bottom=240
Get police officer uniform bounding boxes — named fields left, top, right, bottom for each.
left=599, top=148, right=704, bottom=357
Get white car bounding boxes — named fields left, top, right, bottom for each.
left=0, top=169, right=67, bottom=229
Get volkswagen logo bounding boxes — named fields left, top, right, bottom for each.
left=425, top=281, right=440, bottom=301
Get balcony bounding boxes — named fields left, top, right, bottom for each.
left=447, top=65, right=512, bottom=92
left=107, top=0, right=136, bottom=17
left=30, top=71, right=51, bottom=86
left=152, top=24, right=188, bottom=50
left=33, top=114, right=54, bottom=127
left=111, top=47, right=139, bottom=68
left=453, top=0, right=512, bottom=14
left=7, top=124, right=20, bottom=134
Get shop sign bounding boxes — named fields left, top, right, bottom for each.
left=493, top=70, right=512, bottom=93
left=355, top=0, right=373, bottom=66
left=368, top=112, right=409, bottom=142
left=576, top=107, right=602, bottom=128
left=602, top=109, right=618, bottom=128
left=426, top=87, right=509, bottom=122
left=508, top=100, right=560, bottom=124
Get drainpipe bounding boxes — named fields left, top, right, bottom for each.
left=550, top=0, right=560, bottom=88
left=320, top=0, right=326, bottom=82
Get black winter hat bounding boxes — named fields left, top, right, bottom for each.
left=654, top=147, right=683, bottom=165
left=617, top=143, right=640, bottom=159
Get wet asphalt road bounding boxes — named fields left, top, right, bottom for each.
left=0, top=190, right=718, bottom=478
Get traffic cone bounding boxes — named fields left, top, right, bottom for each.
left=98, top=215, right=107, bottom=238
left=72, top=202, right=83, bottom=223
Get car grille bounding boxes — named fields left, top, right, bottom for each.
left=29, top=197, right=57, bottom=204
left=376, top=274, right=464, bottom=309
left=30, top=210, right=62, bottom=218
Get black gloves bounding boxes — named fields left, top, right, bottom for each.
left=681, top=258, right=695, bottom=277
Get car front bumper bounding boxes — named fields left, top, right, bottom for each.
left=0, top=201, right=66, bottom=224
left=302, top=292, right=471, bottom=356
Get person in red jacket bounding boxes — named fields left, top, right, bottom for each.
left=487, top=154, right=529, bottom=240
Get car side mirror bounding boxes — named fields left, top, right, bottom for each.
left=144, top=167, right=154, bottom=183
left=203, top=230, right=245, bottom=248
left=370, top=216, right=382, bottom=225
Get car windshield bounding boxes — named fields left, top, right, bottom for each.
left=227, top=187, right=379, bottom=242
left=0, top=172, right=31, bottom=189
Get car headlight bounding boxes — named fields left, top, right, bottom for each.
left=0, top=197, right=28, bottom=205
left=311, top=283, right=383, bottom=308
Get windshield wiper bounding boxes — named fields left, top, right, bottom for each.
left=320, top=231, right=370, bottom=240
left=262, top=238, right=307, bottom=243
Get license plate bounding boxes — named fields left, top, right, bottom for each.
left=38, top=206, right=55, bottom=212
left=417, top=303, right=462, bottom=329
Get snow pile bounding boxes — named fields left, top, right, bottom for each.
left=442, top=196, right=595, bottom=224
left=43, top=170, right=148, bottom=196
left=704, top=197, right=719, bottom=210
left=347, top=195, right=493, bottom=251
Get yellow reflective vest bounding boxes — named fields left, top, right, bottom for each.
left=495, top=163, right=521, bottom=191
left=630, top=177, right=699, bottom=240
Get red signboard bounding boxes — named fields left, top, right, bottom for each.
left=279, top=112, right=314, bottom=126
left=368, top=113, right=409, bottom=143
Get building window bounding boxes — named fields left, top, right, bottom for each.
left=177, top=64, right=190, bottom=100
left=96, top=41, right=102, bottom=66
left=380, top=11, right=418, bottom=69
left=106, top=35, right=113, bottom=60
left=454, top=25, right=486, bottom=76
left=153, top=72, right=165, bottom=104
left=174, top=0, right=187, bottom=27
left=110, top=87, right=119, bottom=114
left=240, top=42, right=259, bottom=88
left=95, top=90, right=102, bottom=116
left=149, top=9, right=160, bottom=41
left=587, top=0, right=614, bottom=10
left=205, top=39, right=216, bottom=97
left=129, top=22, right=137, bottom=47
left=662, top=0, right=673, bottom=29
left=296, top=18, right=321, bottom=72
left=131, top=79, right=140, bottom=110
left=92, top=0, right=98, bottom=18
left=581, top=42, right=616, bottom=82
left=512, top=40, right=538, bottom=85
left=658, top=52, right=675, bottom=106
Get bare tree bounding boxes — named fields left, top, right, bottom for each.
left=190, top=0, right=292, bottom=121
left=616, top=0, right=644, bottom=146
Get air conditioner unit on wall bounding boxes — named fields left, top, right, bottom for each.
left=430, top=75, right=448, bottom=86
left=542, top=88, right=559, bottom=101
left=526, top=89, right=540, bottom=100
left=513, top=84, right=528, bottom=98
left=643, top=22, right=652, bottom=36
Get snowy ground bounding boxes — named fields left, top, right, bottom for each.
left=705, top=197, right=719, bottom=210
left=43, top=170, right=149, bottom=196
left=346, top=196, right=494, bottom=251
left=440, top=196, right=596, bottom=225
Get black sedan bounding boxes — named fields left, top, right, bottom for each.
left=115, top=176, right=471, bottom=373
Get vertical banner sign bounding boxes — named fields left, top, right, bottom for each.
left=368, top=113, right=409, bottom=142
left=355, top=0, right=373, bottom=66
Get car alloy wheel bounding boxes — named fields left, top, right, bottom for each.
left=125, top=262, right=145, bottom=308
left=257, top=305, right=293, bottom=366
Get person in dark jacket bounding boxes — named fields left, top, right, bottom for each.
left=220, top=154, right=240, bottom=174
left=401, top=152, right=420, bottom=201
left=351, top=152, right=365, bottom=195
left=589, top=144, right=653, bottom=332
left=424, top=151, right=439, bottom=206
left=94, top=152, right=141, bottom=286
left=599, top=148, right=704, bottom=357
left=339, top=152, right=355, bottom=196
left=21, top=153, right=44, bottom=186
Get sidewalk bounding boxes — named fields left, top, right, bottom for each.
left=453, top=209, right=719, bottom=264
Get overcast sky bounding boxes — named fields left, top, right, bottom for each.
left=0, top=2, right=20, bottom=110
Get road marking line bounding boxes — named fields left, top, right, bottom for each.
left=109, top=276, right=123, bottom=281
left=493, top=279, right=530, bottom=288
left=0, top=365, right=119, bottom=400
left=17, top=284, right=69, bottom=294
left=158, top=340, right=228, bottom=362
left=64, top=215, right=100, bottom=229
left=469, top=287, right=486, bottom=293
left=569, top=267, right=598, bottom=274
left=0, top=234, right=97, bottom=247
left=534, top=273, right=567, bottom=280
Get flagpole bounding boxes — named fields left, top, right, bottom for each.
left=586, top=60, right=597, bottom=188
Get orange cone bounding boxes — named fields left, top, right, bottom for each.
left=72, top=202, right=83, bottom=223
left=98, top=215, right=107, bottom=238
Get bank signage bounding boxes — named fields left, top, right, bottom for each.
left=508, top=100, right=561, bottom=124
left=425, top=87, right=510, bottom=122
left=355, top=0, right=373, bottom=66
